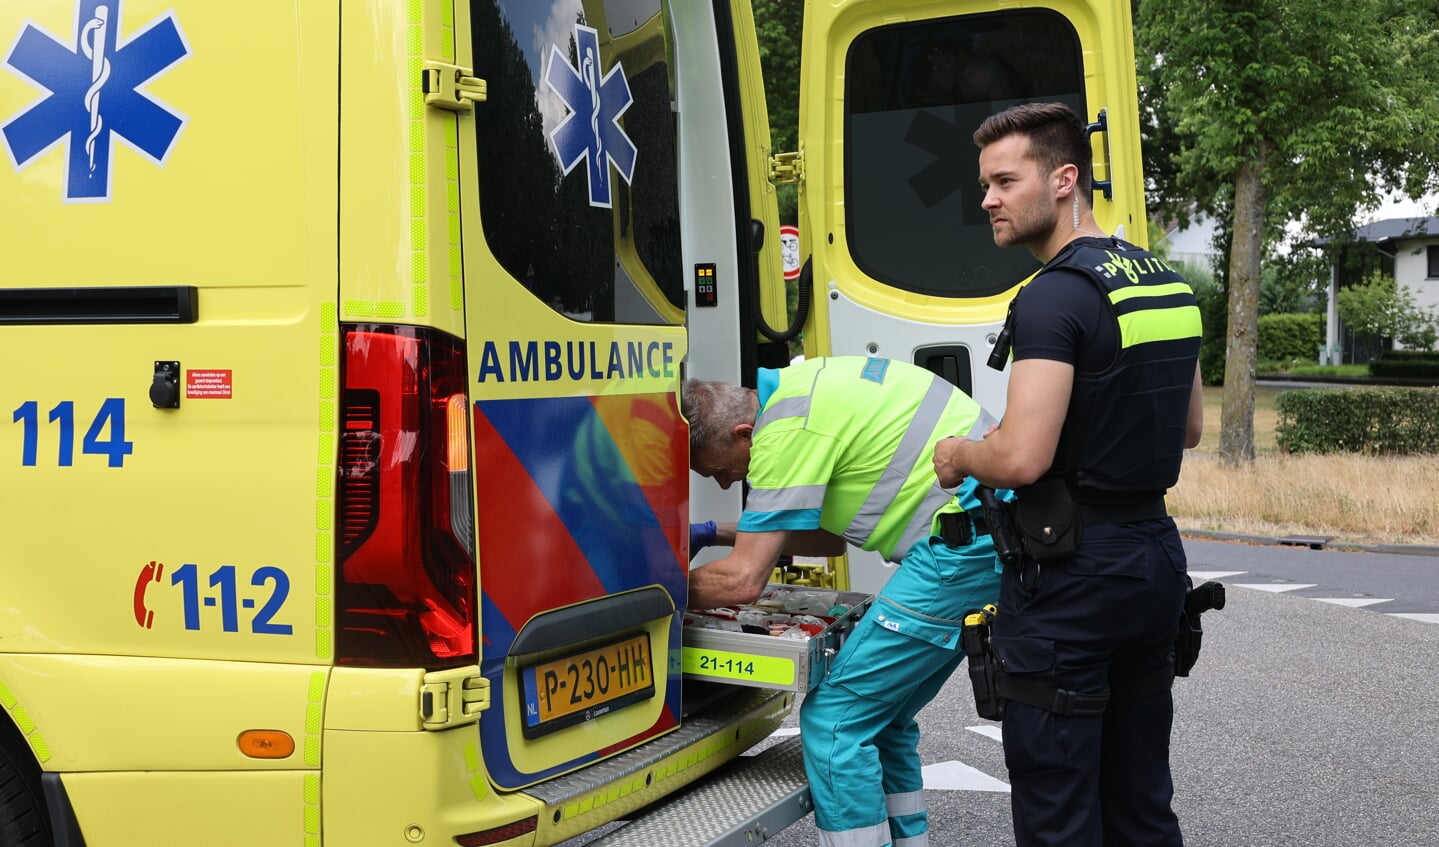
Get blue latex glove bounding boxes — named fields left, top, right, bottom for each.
left=689, top=521, right=718, bottom=560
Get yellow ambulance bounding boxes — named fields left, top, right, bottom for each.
left=0, top=0, right=1148, bottom=844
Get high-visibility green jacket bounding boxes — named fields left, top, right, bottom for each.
left=738, top=356, right=995, bottom=562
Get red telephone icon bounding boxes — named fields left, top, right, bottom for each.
left=133, top=561, right=164, bottom=628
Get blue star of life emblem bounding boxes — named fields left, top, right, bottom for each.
left=543, top=23, right=636, bottom=209
left=2, top=0, right=190, bottom=203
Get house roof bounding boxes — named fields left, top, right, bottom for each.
left=1353, top=216, right=1439, bottom=246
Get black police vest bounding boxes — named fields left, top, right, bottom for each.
left=1034, top=239, right=1202, bottom=501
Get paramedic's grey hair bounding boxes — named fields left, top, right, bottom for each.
left=682, top=379, right=757, bottom=455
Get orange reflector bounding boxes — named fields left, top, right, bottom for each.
left=237, top=730, right=295, bottom=759
left=447, top=394, right=470, bottom=472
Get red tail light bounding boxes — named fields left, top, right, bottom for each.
left=336, top=324, right=476, bottom=667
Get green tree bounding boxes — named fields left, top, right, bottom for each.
left=1136, top=0, right=1439, bottom=464
left=1337, top=272, right=1439, bottom=350
left=752, top=0, right=804, bottom=224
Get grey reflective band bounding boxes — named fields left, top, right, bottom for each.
left=818, top=820, right=892, bottom=847
left=972, top=407, right=999, bottom=436
left=885, top=789, right=926, bottom=817
left=847, top=374, right=955, bottom=554
left=894, top=834, right=930, bottom=847
left=892, top=484, right=958, bottom=560
left=745, top=483, right=827, bottom=513
left=890, top=404, right=997, bottom=558
left=754, top=395, right=810, bottom=436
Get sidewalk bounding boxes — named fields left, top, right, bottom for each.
left=1181, top=528, right=1439, bottom=558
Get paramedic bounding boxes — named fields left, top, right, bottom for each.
left=683, top=356, right=1004, bottom=847
left=931, top=102, right=1204, bottom=847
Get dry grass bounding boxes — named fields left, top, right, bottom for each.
left=1169, top=386, right=1439, bottom=546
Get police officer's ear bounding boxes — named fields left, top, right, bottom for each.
left=731, top=423, right=754, bottom=444
left=1052, top=162, right=1080, bottom=200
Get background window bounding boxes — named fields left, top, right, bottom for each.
left=845, top=10, right=1084, bottom=298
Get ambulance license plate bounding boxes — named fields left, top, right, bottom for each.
left=520, top=633, right=655, bottom=737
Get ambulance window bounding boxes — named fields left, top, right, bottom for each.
left=468, top=0, right=683, bottom=325
left=845, top=11, right=1084, bottom=298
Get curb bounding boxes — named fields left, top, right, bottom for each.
left=1180, top=528, right=1439, bottom=558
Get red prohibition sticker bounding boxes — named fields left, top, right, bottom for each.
left=780, top=224, right=801, bottom=281
left=186, top=369, right=233, bottom=399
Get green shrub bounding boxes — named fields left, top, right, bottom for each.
left=1257, top=312, right=1323, bottom=364
left=1378, top=349, right=1439, bottom=362
left=1275, top=387, right=1439, bottom=454
left=1369, top=359, right=1439, bottom=379
left=1189, top=273, right=1227, bottom=385
left=1368, top=348, right=1439, bottom=379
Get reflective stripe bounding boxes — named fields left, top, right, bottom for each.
left=1117, top=304, right=1203, bottom=348
left=745, top=484, right=827, bottom=513
left=894, top=834, right=930, bottom=847
left=818, top=821, right=892, bottom=847
left=892, top=485, right=956, bottom=560
left=886, top=790, right=926, bottom=817
left=755, top=394, right=811, bottom=435
left=890, top=407, right=999, bottom=560
left=1108, top=280, right=1193, bottom=303
left=847, top=375, right=952, bottom=544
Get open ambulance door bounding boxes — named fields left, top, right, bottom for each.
left=795, top=0, right=1150, bottom=592
left=677, top=0, right=788, bottom=555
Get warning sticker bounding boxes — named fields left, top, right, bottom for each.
left=186, top=370, right=233, bottom=399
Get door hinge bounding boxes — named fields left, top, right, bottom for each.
left=422, top=61, right=487, bottom=111
left=769, top=151, right=804, bottom=185
left=420, top=666, right=491, bottom=730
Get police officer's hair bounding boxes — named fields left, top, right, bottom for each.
left=682, top=379, right=756, bottom=454
left=973, top=102, right=1091, bottom=196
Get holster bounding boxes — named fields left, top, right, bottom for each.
left=1013, top=475, right=1080, bottom=564
left=1175, top=580, right=1226, bottom=677
left=961, top=606, right=1004, bottom=721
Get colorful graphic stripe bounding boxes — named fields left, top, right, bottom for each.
left=472, top=393, right=687, bottom=786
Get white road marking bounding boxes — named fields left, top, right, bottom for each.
left=922, top=760, right=1010, bottom=793
left=1387, top=613, right=1439, bottom=624
left=1315, top=597, right=1392, bottom=608
left=967, top=725, right=1003, bottom=742
left=1189, top=570, right=1246, bottom=580
left=1232, top=583, right=1317, bottom=593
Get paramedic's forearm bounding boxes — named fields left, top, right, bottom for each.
left=705, top=524, right=840, bottom=558
left=687, top=529, right=788, bottom=608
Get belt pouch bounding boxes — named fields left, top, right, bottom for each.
left=1015, top=476, right=1080, bottom=564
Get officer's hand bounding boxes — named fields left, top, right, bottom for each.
left=689, top=521, right=718, bottom=560
left=933, top=437, right=969, bottom=488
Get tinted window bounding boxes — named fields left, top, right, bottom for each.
left=845, top=11, right=1084, bottom=298
left=469, top=0, right=683, bottom=324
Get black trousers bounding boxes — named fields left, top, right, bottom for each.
left=991, top=518, right=1189, bottom=847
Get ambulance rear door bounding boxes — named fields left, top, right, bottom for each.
left=795, top=0, right=1150, bottom=592
left=452, top=0, right=693, bottom=791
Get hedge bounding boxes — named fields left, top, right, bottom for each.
left=1257, top=312, right=1324, bottom=364
left=1369, top=349, right=1439, bottom=379
left=1275, top=387, right=1439, bottom=454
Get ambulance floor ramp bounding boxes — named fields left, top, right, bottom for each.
left=587, top=735, right=811, bottom=846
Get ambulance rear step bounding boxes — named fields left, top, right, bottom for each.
left=586, top=735, right=811, bottom=846
left=521, top=687, right=798, bottom=839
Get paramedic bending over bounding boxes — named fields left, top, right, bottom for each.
left=684, top=356, right=1006, bottom=847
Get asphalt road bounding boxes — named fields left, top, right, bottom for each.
left=566, top=537, right=1439, bottom=846
left=754, top=536, right=1439, bottom=847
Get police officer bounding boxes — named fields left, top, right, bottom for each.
left=932, top=102, right=1204, bottom=847
left=684, top=357, right=1006, bottom=847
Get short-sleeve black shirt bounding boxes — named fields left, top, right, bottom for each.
left=1010, top=240, right=1118, bottom=375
